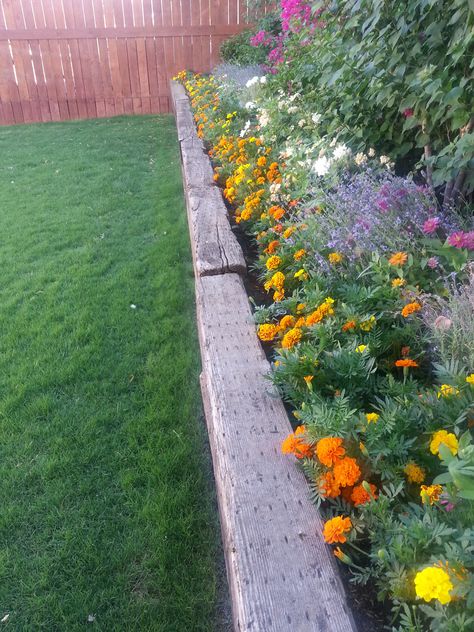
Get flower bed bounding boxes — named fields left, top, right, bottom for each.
left=174, top=4, right=473, bottom=630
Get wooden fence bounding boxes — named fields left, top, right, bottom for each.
left=0, top=0, right=256, bottom=125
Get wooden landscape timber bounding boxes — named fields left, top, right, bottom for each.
left=171, top=79, right=358, bottom=632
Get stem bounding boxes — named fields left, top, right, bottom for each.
left=347, top=541, right=371, bottom=557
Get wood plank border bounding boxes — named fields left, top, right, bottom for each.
left=171, top=80, right=358, bottom=632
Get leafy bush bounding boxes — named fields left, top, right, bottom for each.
left=220, top=14, right=281, bottom=66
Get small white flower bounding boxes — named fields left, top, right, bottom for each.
left=298, top=119, right=306, bottom=127
left=245, top=76, right=259, bottom=88
left=287, top=106, right=298, bottom=114
left=244, top=101, right=255, bottom=110
left=312, top=156, right=332, bottom=177
left=368, top=147, right=376, bottom=157
left=379, top=155, right=390, bottom=165
left=130, top=304, right=137, bottom=309
left=311, top=113, right=322, bottom=124
left=260, top=76, right=267, bottom=84
left=333, top=144, right=351, bottom=160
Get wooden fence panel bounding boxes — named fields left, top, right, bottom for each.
left=0, top=0, right=261, bottom=125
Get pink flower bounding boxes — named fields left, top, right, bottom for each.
left=447, top=231, right=474, bottom=250
left=427, top=256, right=439, bottom=269
left=403, top=108, right=414, bottom=118
left=250, top=30, right=267, bottom=47
left=422, top=217, right=441, bottom=234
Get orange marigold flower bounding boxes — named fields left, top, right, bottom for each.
left=395, top=358, right=419, bottom=368
left=279, top=315, right=296, bottom=330
left=351, top=483, right=377, bottom=506
left=266, top=255, right=281, bottom=270
left=320, top=471, right=341, bottom=499
left=401, top=301, right=422, bottom=318
left=389, top=251, right=408, bottom=266
left=257, top=323, right=278, bottom=342
left=256, top=156, right=267, bottom=167
left=273, top=289, right=285, bottom=302
left=316, top=437, right=345, bottom=467
left=281, top=327, right=302, bottom=349
left=333, top=457, right=361, bottom=487
left=323, top=516, right=352, bottom=544
left=281, top=425, right=313, bottom=459
left=283, top=226, right=296, bottom=239
left=420, top=484, right=443, bottom=505
left=265, top=240, right=280, bottom=254
left=342, top=320, right=357, bottom=332
left=294, top=249, right=306, bottom=261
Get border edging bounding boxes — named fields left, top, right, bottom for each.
left=171, top=80, right=358, bottom=632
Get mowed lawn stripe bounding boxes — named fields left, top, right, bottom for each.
left=0, top=116, right=222, bottom=631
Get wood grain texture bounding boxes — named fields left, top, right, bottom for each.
left=185, top=185, right=246, bottom=276
left=197, top=274, right=358, bottom=632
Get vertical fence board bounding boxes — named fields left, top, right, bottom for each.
left=0, top=0, right=262, bottom=125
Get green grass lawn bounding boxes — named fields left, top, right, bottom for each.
left=0, top=116, right=224, bottom=631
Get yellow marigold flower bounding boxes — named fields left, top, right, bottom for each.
left=294, top=268, right=308, bottom=280
left=437, top=384, right=460, bottom=398
left=296, top=303, right=306, bottom=314
left=294, top=249, right=306, bottom=261
left=414, top=566, right=453, bottom=604
left=360, top=316, right=376, bottom=331
left=328, top=252, right=343, bottom=265
left=281, top=327, right=303, bottom=349
left=270, top=271, right=285, bottom=289
left=257, top=323, right=278, bottom=342
left=316, top=437, right=345, bottom=467
left=392, top=277, right=406, bottom=288
left=266, top=255, right=282, bottom=270
left=466, top=373, right=474, bottom=385
left=355, top=344, right=367, bottom=353
left=323, top=516, right=352, bottom=544
left=295, top=317, right=305, bottom=327
left=430, top=430, right=458, bottom=458
left=279, top=315, right=295, bottom=330
left=365, top=412, right=379, bottom=424
left=283, top=226, right=296, bottom=239
left=240, top=207, right=252, bottom=221
left=420, top=484, right=443, bottom=505
left=273, top=289, right=285, bottom=302
left=404, top=462, right=426, bottom=484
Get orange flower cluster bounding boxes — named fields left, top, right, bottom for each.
left=266, top=162, right=281, bottom=183
left=281, top=426, right=313, bottom=459
left=305, top=297, right=335, bottom=326
left=323, top=516, right=352, bottom=544
left=395, top=358, right=419, bottom=368
left=401, top=301, right=422, bottom=318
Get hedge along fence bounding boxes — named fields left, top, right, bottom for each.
left=0, top=0, right=271, bottom=125
left=171, top=79, right=357, bottom=632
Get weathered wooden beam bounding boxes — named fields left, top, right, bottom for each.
left=197, top=273, right=357, bottom=632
